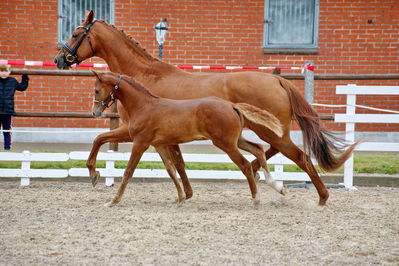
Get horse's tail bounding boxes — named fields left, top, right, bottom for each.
left=233, top=102, right=283, bottom=138
left=274, top=75, right=358, bottom=172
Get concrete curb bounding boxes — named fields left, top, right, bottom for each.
left=319, top=174, right=399, bottom=188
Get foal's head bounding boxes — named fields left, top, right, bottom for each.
left=54, top=10, right=98, bottom=69
left=91, top=71, right=121, bottom=117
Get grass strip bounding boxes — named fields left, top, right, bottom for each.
left=0, top=152, right=397, bottom=175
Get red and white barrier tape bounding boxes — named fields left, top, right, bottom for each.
left=0, top=60, right=108, bottom=68
left=0, top=60, right=314, bottom=72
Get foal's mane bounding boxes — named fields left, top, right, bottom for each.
left=96, top=20, right=159, bottom=62
left=118, top=74, right=159, bottom=99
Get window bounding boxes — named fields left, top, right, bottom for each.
left=263, top=0, right=319, bottom=53
left=57, top=0, right=115, bottom=43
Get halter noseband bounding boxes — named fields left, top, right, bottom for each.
left=94, top=75, right=122, bottom=108
left=62, top=20, right=97, bottom=65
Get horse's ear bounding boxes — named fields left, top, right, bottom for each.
left=84, top=10, right=94, bottom=24
left=92, top=70, right=101, bottom=80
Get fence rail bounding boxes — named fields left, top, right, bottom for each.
left=11, top=69, right=399, bottom=80
left=14, top=112, right=119, bottom=118
left=12, top=111, right=334, bottom=121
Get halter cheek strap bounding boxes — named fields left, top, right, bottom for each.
left=94, top=75, right=122, bottom=108
left=62, top=20, right=97, bottom=65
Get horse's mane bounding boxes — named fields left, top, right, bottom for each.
left=118, top=74, right=159, bottom=99
left=96, top=20, right=159, bottom=62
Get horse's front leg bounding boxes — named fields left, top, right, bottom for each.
left=105, top=141, right=149, bottom=207
left=87, top=125, right=131, bottom=187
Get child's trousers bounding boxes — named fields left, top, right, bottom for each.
left=0, top=114, right=12, bottom=150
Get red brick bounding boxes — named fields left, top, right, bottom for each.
left=1, top=0, right=398, bottom=132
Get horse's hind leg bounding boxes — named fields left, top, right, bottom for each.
left=155, top=145, right=186, bottom=203
left=213, top=141, right=259, bottom=205
left=272, top=138, right=329, bottom=205
left=238, top=137, right=285, bottom=195
left=248, top=121, right=329, bottom=205
left=251, top=146, right=279, bottom=177
left=168, top=145, right=193, bottom=199
left=87, top=125, right=131, bottom=187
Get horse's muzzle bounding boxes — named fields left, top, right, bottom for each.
left=92, top=110, right=102, bottom=118
left=54, top=54, right=70, bottom=70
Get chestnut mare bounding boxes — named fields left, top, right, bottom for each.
left=54, top=11, right=357, bottom=205
left=92, top=71, right=285, bottom=206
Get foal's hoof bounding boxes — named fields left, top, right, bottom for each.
left=104, top=201, right=116, bottom=207
left=91, top=171, right=100, bottom=188
left=185, top=190, right=193, bottom=200
left=176, top=198, right=186, bottom=206
left=254, top=172, right=261, bottom=183
left=273, top=183, right=286, bottom=196
left=252, top=193, right=260, bottom=206
left=318, top=198, right=328, bottom=206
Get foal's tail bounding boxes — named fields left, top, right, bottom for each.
left=274, top=75, right=359, bottom=172
left=233, top=103, right=283, bottom=138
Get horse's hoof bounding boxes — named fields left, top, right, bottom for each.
left=104, top=201, right=115, bottom=207
left=252, top=193, right=260, bottom=206
left=273, top=182, right=286, bottom=196
left=280, top=187, right=287, bottom=196
left=176, top=196, right=186, bottom=205
left=253, top=198, right=260, bottom=208
left=318, top=198, right=328, bottom=206
left=185, top=191, right=193, bottom=200
left=91, top=171, right=100, bottom=187
left=254, top=172, right=260, bottom=183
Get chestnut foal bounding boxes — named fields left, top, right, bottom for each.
left=92, top=71, right=285, bottom=206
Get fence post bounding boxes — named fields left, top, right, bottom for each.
left=343, top=84, right=357, bottom=188
left=21, top=150, right=31, bottom=186
left=304, top=61, right=314, bottom=103
left=272, top=68, right=281, bottom=75
left=274, top=163, right=284, bottom=189
left=105, top=150, right=115, bottom=186
left=109, top=102, right=119, bottom=151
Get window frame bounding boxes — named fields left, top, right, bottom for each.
left=263, top=0, right=319, bottom=54
left=57, top=0, right=115, bottom=43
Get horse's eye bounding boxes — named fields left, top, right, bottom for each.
left=95, top=90, right=99, bottom=94
left=72, top=33, right=78, bottom=38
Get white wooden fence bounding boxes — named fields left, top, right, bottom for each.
left=1, top=84, right=397, bottom=187
left=0, top=150, right=313, bottom=186
left=335, top=84, right=399, bottom=188
left=0, top=151, right=69, bottom=186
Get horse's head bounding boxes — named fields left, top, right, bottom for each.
left=54, top=10, right=98, bottom=69
left=92, top=71, right=121, bottom=117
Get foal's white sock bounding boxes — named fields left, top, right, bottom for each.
left=262, top=168, right=285, bottom=195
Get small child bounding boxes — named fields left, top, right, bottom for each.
left=0, top=65, right=29, bottom=150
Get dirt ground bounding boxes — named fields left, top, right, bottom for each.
left=0, top=180, right=398, bottom=265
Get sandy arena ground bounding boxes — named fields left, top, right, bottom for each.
left=0, top=180, right=398, bottom=265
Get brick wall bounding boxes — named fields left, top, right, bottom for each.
left=0, top=0, right=398, bottom=132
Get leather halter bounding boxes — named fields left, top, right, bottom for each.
left=62, top=20, right=97, bottom=65
left=93, top=75, right=122, bottom=108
